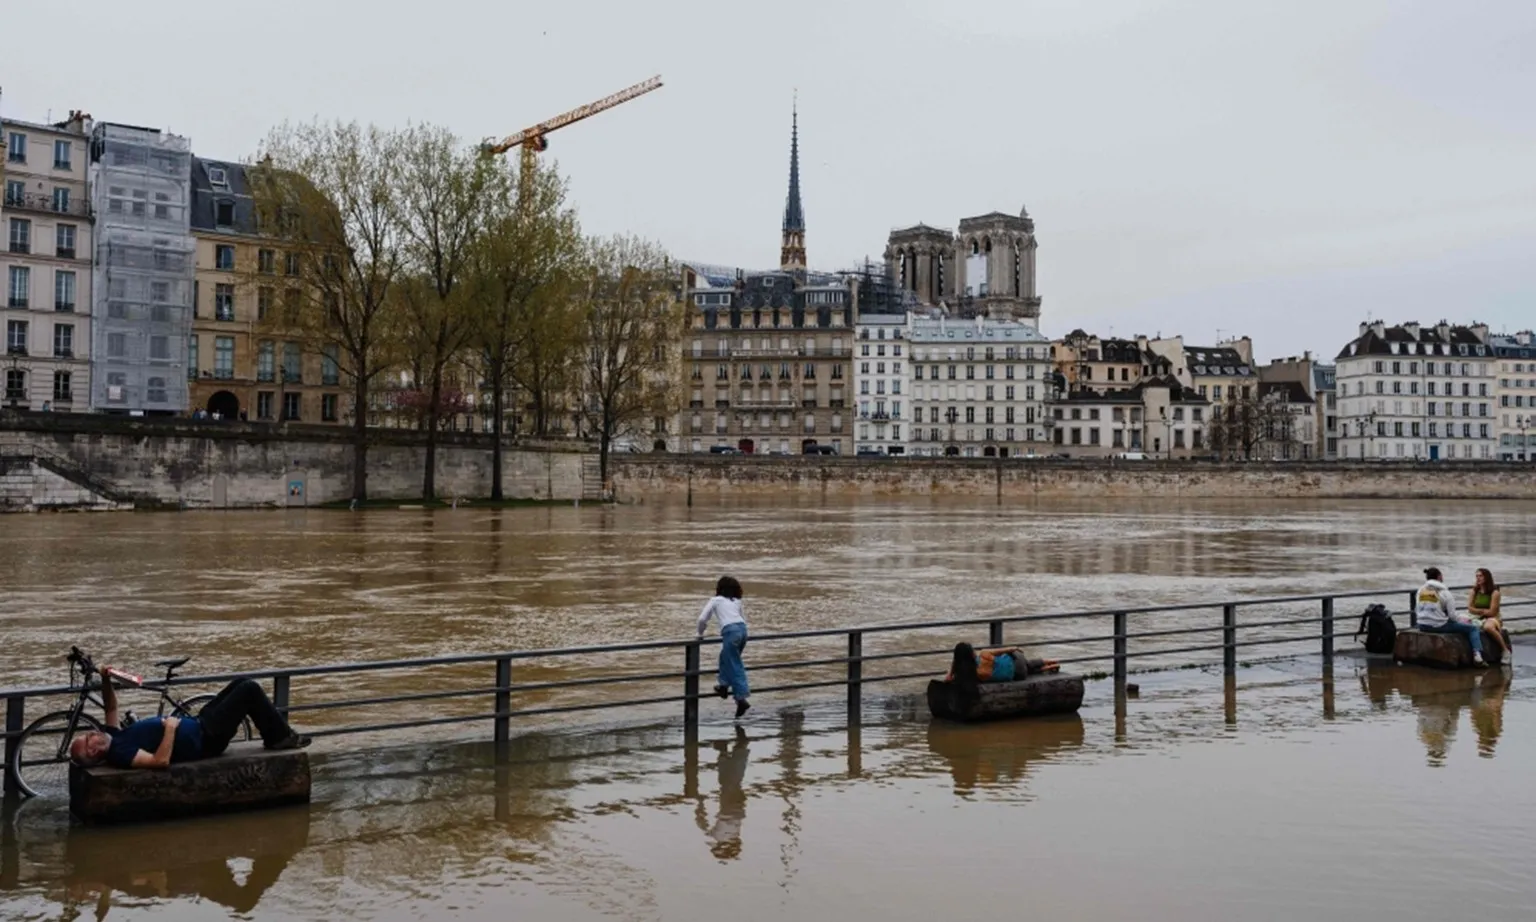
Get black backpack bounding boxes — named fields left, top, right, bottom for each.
left=1356, top=603, right=1396, bottom=655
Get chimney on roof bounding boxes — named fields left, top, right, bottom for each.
left=1403, top=322, right=1420, bottom=339
left=1370, top=321, right=1386, bottom=338
left=1471, top=322, right=1489, bottom=343
left=1436, top=321, right=1450, bottom=341
left=1517, top=330, right=1533, bottom=346
left=1359, top=322, right=1369, bottom=337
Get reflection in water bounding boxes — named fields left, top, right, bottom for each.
left=924, top=715, right=1085, bottom=796
left=694, top=726, right=750, bottom=861
left=1361, top=663, right=1511, bottom=765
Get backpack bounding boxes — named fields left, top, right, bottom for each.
left=1356, top=603, right=1396, bottom=655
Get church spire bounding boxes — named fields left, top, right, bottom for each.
left=780, top=96, right=806, bottom=271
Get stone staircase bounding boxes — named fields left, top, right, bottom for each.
left=0, top=443, right=135, bottom=511
left=580, top=455, right=606, bottom=501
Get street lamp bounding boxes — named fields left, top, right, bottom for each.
left=1519, top=414, right=1530, bottom=462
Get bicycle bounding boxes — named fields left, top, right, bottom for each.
left=7, top=646, right=252, bottom=799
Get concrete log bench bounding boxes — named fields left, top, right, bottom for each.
left=927, top=673, right=1085, bottom=723
left=1393, top=628, right=1510, bottom=670
left=69, top=742, right=311, bottom=825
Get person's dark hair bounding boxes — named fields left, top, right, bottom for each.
left=950, top=642, right=981, bottom=711
left=1424, top=567, right=1442, bottom=582
left=715, top=576, right=742, bottom=600
left=1476, top=568, right=1498, bottom=593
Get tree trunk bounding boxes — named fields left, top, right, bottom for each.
left=423, top=366, right=442, bottom=501
left=351, top=372, right=369, bottom=502
left=490, top=357, right=505, bottom=501
left=598, top=424, right=611, bottom=492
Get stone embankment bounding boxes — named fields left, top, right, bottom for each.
left=610, top=455, right=1536, bottom=500
left=0, top=413, right=587, bottom=511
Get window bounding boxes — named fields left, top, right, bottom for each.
left=186, top=335, right=198, bottom=377
left=146, top=376, right=168, bottom=404
left=4, top=369, right=23, bottom=401
left=283, top=342, right=302, bottom=382
left=215, top=200, right=236, bottom=227
left=51, top=187, right=72, bottom=214
left=215, top=284, right=235, bottom=321
left=53, top=271, right=76, bottom=312
left=257, top=391, right=274, bottom=420
left=149, top=335, right=170, bottom=362
left=322, top=394, right=339, bottom=421
left=53, top=323, right=73, bottom=358
left=215, top=245, right=235, bottom=271
left=3, top=180, right=19, bottom=206
left=284, top=252, right=301, bottom=276
left=283, top=393, right=302, bottom=421
left=322, top=345, right=340, bottom=386
left=257, top=341, right=275, bottom=382
left=214, top=336, right=235, bottom=379
left=208, top=166, right=229, bottom=188
left=257, top=287, right=274, bottom=321
left=53, top=370, right=71, bottom=402
left=10, top=217, right=31, bottom=254
left=7, top=320, right=28, bottom=354
left=258, top=249, right=275, bottom=274
left=53, top=139, right=71, bottom=170
left=8, top=266, right=30, bottom=308
left=7, top=132, right=26, bottom=163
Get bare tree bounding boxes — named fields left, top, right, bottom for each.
left=250, top=122, right=408, bottom=502
left=1210, top=394, right=1297, bottom=460
left=467, top=160, right=583, bottom=499
left=576, top=235, right=686, bottom=487
left=395, top=125, right=505, bottom=500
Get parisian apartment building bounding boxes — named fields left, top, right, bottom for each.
left=1335, top=321, right=1498, bottom=461
left=852, top=313, right=908, bottom=454
left=1491, top=330, right=1536, bottom=461
left=2, top=113, right=93, bottom=411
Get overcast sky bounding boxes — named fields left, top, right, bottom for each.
left=4, top=0, right=1532, bottom=360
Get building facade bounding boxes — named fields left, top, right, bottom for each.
left=1253, top=380, right=1316, bottom=460
left=852, top=313, right=907, bottom=455
left=88, top=122, right=195, bottom=414
left=907, top=315, right=1052, bottom=457
left=1336, top=321, right=1496, bottom=461
left=2, top=113, right=93, bottom=410
left=1051, top=376, right=1208, bottom=458
left=1052, top=330, right=1174, bottom=392
left=187, top=156, right=347, bottom=425
left=1491, top=331, right=1536, bottom=461
left=1258, top=352, right=1333, bottom=460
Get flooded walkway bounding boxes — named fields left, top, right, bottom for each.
left=5, top=655, right=1533, bottom=921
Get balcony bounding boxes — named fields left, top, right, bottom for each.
left=6, top=345, right=27, bottom=356
left=9, top=241, right=31, bottom=255
left=829, top=399, right=845, bottom=409
left=801, top=399, right=817, bottom=408
left=3, top=190, right=91, bottom=217
left=55, top=302, right=75, bottom=313
left=282, top=370, right=304, bottom=385
left=54, top=349, right=73, bottom=359
left=7, top=298, right=27, bottom=310
left=57, top=248, right=76, bottom=260
left=257, top=371, right=276, bottom=384
left=689, top=399, right=704, bottom=409
left=715, top=399, right=730, bottom=409
left=322, top=374, right=340, bottom=387
left=214, top=369, right=235, bottom=381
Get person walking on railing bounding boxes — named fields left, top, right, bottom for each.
left=1417, top=567, right=1486, bottom=667
left=1468, top=567, right=1511, bottom=664
left=698, top=576, right=751, bottom=719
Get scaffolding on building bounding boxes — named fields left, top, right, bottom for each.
left=89, top=123, right=194, bottom=413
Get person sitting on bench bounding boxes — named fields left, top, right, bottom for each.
left=69, top=667, right=311, bottom=770
left=1417, top=566, right=1486, bottom=667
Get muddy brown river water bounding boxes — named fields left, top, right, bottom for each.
left=2, top=497, right=1535, bottom=920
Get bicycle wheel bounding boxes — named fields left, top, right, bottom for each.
left=176, top=694, right=253, bottom=742
left=10, top=710, right=103, bottom=799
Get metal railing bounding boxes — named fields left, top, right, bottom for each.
left=4, top=581, right=1530, bottom=794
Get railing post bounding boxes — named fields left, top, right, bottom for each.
left=1113, top=612, right=1128, bottom=686
left=1407, top=590, right=1418, bottom=629
left=988, top=620, right=1004, bottom=647
left=1321, top=597, right=1335, bottom=661
left=847, top=631, right=863, bottom=725
left=1223, top=604, right=1238, bottom=676
left=271, top=675, right=290, bottom=720
left=3, top=696, right=22, bottom=797
left=684, top=641, right=701, bottom=728
left=494, top=657, right=512, bottom=746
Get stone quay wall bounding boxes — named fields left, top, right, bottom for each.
left=610, top=455, right=1536, bottom=500
left=0, top=413, right=587, bottom=510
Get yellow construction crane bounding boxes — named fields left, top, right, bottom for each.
left=480, top=75, right=663, bottom=186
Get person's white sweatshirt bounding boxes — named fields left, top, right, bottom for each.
left=697, top=596, right=745, bottom=636
left=1415, top=579, right=1464, bottom=628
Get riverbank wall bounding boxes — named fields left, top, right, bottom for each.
left=0, top=413, right=586, bottom=510
left=610, top=455, right=1536, bottom=500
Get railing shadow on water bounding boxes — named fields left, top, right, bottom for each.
left=3, top=581, right=1531, bottom=796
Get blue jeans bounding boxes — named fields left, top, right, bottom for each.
left=718, top=623, right=749, bottom=701
left=1425, top=619, right=1483, bottom=656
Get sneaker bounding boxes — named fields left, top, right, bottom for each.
left=734, top=700, right=751, bottom=720
left=267, top=732, right=312, bottom=751
left=1472, top=653, right=1487, bottom=667
left=713, top=684, right=730, bottom=699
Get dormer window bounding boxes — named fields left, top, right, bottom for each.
left=208, top=166, right=229, bottom=188
left=215, top=199, right=235, bottom=227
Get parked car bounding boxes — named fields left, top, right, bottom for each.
left=708, top=445, right=741, bottom=455
left=803, top=445, right=837, bottom=456
left=1112, top=451, right=1147, bottom=461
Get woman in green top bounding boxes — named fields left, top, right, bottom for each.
left=1468, top=568, right=1510, bottom=662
